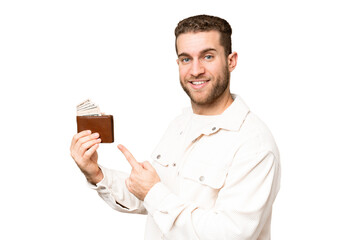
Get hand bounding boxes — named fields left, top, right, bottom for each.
left=118, top=144, right=161, bottom=201
left=70, top=130, right=103, bottom=185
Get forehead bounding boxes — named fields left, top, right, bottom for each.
left=176, top=31, right=223, bottom=55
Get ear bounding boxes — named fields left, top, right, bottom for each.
left=176, top=58, right=179, bottom=65
left=227, top=52, right=238, bottom=72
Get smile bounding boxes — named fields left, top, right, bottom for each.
left=189, top=80, right=210, bottom=89
left=192, top=81, right=207, bottom=85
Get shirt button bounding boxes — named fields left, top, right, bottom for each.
left=180, top=131, right=183, bottom=135
left=172, top=163, right=176, bottom=167
left=199, top=176, right=205, bottom=182
left=157, top=154, right=161, bottom=159
left=212, top=127, right=217, bottom=131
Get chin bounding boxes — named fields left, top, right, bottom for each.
left=190, top=93, right=213, bottom=105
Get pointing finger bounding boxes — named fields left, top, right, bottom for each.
left=117, top=144, right=141, bottom=171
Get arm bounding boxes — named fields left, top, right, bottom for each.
left=70, top=131, right=146, bottom=214
left=143, top=150, right=280, bottom=240
left=89, top=166, right=147, bottom=214
left=116, top=140, right=280, bottom=239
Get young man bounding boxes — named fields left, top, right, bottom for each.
left=70, top=15, right=281, bottom=240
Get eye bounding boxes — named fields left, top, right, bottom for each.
left=181, top=57, right=191, bottom=63
left=204, top=55, right=213, bottom=60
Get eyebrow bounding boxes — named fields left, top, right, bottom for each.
left=178, top=48, right=217, bottom=58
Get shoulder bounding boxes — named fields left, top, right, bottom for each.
left=155, top=108, right=192, bottom=143
left=166, top=107, right=192, bottom=132
left=236, top=111, right=280, bottom=160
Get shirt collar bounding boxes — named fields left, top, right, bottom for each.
left=182, top=93, right=250, bottom=133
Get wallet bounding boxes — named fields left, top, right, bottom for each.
left=76, top=115, right=114, bottom=143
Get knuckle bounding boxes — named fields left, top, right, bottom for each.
left=79, top=144, right=87, bottom=152
left=126, top=179, right=131, bottom=188
left=78, top=137, right=85, bottom=145
left=70, top=150, right=79, bottom=159
left=83, top=151, right=91, bottom=158
left=129, top=174, right=137, bottom=183
left=78, top=143, right=84, bottom=149
left=129, top=182, right=135, bottom=191
left=129, top=175, right=134, bottom=181
left=73, top=134, right=80, bottom=142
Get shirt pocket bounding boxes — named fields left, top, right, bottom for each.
left=182, top=161, right=228, bottom=189
left=180, top=161, right=228, bottom=207
left=151, top=152, right=170, bottom=167
left=151, top=137, right=180, bottom=168
left=151, top=149, right=173, bottom=185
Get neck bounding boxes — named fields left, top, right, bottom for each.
left=191, top=90, right=234, bottom=115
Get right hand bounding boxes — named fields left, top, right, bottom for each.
left=70, top=130, right=103, bottom=185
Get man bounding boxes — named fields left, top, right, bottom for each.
left=70, top=15, right=280, bottom=240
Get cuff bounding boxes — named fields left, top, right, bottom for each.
left=87, top=165, right=111, bottom=193
left=143, top=182, right=188, bottom=235
left=143, top=182, right=172, bottom=216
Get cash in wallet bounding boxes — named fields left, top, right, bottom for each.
left=76, top=99, right=114, bottom=143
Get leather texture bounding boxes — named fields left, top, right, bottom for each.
left=76, top=115, right=114, bottom=143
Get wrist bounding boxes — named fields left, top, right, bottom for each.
left=86, top=167, right=104, bottom=185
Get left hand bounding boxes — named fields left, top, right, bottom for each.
left=118, top=144, right=161, bottom=201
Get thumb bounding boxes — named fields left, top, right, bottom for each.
left=142, top=161, right=153, bottom=170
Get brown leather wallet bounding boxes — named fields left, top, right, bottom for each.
left=76, top=115, right=114, bottom=143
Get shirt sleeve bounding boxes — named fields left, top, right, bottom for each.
left=143, top=150, right=281, bottom=240
left=88, top=165, right=147, bottom=214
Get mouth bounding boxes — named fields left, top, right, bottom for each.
left=188, top=80, right=210, bottom=89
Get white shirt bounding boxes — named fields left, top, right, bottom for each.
left=91, top=94, right=281, bottom=240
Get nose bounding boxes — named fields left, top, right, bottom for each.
left=190, top=59, right=205, bottom=77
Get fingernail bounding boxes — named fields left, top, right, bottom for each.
left=92, top=133, right=99, bottom=138
left=97, top=138, right=101, bottom=142
left=87, top=130, right=92, bottom=134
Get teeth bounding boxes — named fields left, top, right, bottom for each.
left=192, top=81, right=206, bottom=85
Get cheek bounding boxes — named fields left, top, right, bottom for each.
left=208, top=63, right=224, bottom=77
left=179, top=67, right=189, bottom=79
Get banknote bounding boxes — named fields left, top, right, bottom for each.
left=76, top=99, right=101, bottom=116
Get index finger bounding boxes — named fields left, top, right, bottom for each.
left=117, top=144, right=141, bottom=171
left=71, top=130, right=91, bottom=148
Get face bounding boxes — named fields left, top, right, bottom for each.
left=176, top=31, right=234, bottom=106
